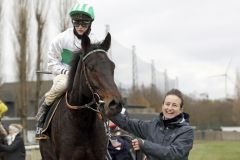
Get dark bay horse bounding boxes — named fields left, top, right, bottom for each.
left=40, top=33, right=123, bottom=160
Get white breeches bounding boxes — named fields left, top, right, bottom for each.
left=44, top=74, right=68, bottom=106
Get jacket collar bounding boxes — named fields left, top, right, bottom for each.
left=159, top=112, right=190, bottom=128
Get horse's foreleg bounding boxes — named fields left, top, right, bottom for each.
left=39, top=140, right=57, bottom=160
left=71, top=148, right=105, bottom=160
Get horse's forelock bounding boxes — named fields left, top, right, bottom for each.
left=86, top=42, right=102, bottom=53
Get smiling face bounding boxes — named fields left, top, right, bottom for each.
left=162, top=95, right=183, bottom=119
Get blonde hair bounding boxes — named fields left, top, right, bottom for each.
left=9, top=124, right=23, bottom=133
left=0, top=100, right=8, bottom=118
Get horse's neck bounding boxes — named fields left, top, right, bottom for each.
left=69, top=63, right=92, bottom=105
left=69, top=90, right=85, bottom=105
left=67, top=91, right=96, bottom=129
left=68, top=83, right=92, bottom=106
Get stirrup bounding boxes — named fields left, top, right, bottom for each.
left=35, top=134, right=49, bottom=140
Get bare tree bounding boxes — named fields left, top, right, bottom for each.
left=12, top=0, right=29, bottom=141
left=144, top=84, right=163, bottom=112
left=33, top=0, right=73, bottom=114
left=58, top=0, right=75, bottom=31
left=32, top=0, right=51, bottom=114
left=233, top=70, right=240, bottom=125
left=0, top=0, right=3, bottom=85
left=235, top=70, right=240, bottom=100
left=128, top=86, right=150, bottom=107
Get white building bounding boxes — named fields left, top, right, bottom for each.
left=221, top=127, right=240, bottom=132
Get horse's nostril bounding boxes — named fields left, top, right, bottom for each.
left=109, top=100, right=122, bottom=110
left=109, top=100, right=117, bottom=108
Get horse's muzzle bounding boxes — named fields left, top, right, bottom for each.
left=106, top=99, right=123, bottom=116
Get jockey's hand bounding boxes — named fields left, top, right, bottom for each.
left=132, top=139, right=141, bottom=151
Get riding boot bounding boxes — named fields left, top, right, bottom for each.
left=35, top=102, right=50, bottom=140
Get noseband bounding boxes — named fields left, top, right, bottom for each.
left=65, top=49, right=108, bottom=113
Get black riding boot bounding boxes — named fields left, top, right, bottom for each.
left=35, top=103, right=50, bottom=140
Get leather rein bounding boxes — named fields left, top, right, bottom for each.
left=65, top=49, right=108, bottom=115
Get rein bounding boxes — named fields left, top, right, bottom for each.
left=65, top=92, right=98, bottom=112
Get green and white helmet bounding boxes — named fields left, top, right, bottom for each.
left=69, top=3, right=95, bottom=21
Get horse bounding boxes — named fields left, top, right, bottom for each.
left=39, top=33, right=123, bottom=160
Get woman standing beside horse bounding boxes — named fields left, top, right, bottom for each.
left=109, top=89, right=194, bottom=160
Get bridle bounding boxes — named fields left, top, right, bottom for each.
left=65, top=49, right=109, bottom=119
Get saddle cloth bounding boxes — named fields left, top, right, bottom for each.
left=41, top=96, right=63, bottom=134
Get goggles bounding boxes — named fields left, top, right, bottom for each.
left=72, top=20, right=91, bottom=28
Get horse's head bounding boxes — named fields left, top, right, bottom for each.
left=68, top=33, right=122, bottom=116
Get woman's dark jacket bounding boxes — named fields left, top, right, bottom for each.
left=110, top=112, right=194, bottom=160
left=0, top=133, right=26, bottom=160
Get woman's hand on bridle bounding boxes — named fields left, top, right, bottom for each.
left=132, top=139, right=141, bottom=151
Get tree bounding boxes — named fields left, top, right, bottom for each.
left=235, top=70, right=240, bottom=100
left=0, top=0, right=4, bottom=86
left=128, top=86, right=150, bottom=107
left=58, top=0, right=75, bottom=31
left=233, top=70, right=240, bottom=125
left=32, top=0, right=51, bottom=114
left=33, top=0, right=74, bottom=113
left=13, top=0, right=29, bottom=141
left=143, top=84, right=163, bottom=112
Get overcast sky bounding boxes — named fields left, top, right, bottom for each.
left=1, top=0, right=240, bottom=99
left=85, top=0, right=240, bottom=99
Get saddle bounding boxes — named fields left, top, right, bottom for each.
left=41, top=96, right=63, bottom=134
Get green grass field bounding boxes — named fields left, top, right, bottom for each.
left=189, top=140, right=240, bottom=160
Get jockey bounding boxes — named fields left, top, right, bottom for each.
left=35, top=2, right=96, bottom=140
left=0, top=100, right=8, bottom=137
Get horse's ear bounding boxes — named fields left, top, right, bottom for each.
left=100, top=32, right=111, bottom=51
left=81, top=34, right=91, bottom=52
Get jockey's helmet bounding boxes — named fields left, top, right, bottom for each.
left=69, top=3, right=95, bottom=22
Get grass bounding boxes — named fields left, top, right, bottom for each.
left=189, top=140, right=240, bottom=160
